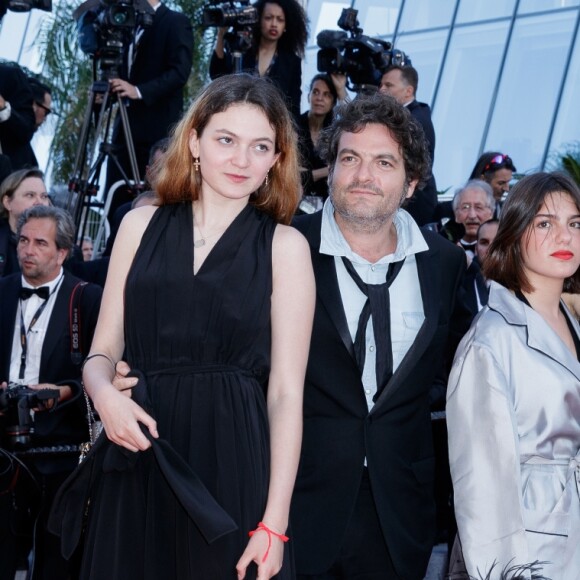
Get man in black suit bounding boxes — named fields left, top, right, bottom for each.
left=291, top=93, right=469, bottom=579
left=380, top=65, right=438, bottom=226
left=0, top=205, right=102, bottom=580
left=0, top=63, right=37, bottom=170
left=106, top=0, right=193, bottom=215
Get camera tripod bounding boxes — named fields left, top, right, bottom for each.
left=67, top=76, right=144, bottom=244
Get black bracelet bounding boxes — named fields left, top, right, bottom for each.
left=81, top=353, right=116, bottom=373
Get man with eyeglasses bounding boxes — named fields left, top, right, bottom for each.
left=451, top=180, right=495, bottom=259
left=28, top=79, right=52, bottom=131
left=469, top=151, right=517, bottom=218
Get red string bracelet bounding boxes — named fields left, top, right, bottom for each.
left=248, top=521, right=289, bottom=563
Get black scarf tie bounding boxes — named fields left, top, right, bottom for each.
left=341, top=256, right=406, bottom=402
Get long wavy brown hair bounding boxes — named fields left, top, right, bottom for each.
left=153, top=74, right=301, bottom=225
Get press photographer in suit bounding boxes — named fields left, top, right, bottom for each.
left=0, top=206, right=102, bottom=580
left=105, top=0, right=193, bottom=215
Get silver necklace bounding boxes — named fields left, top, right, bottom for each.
left=193, top=210, right=225, bottom=248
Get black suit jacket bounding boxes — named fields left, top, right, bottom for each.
left=209, top=48, right=302, bottom=122
left=122, top=4, right=193, bottom=147
left=0, top=64, right=37, bottom=170
left=405, top=100, right=438, bottom=226
left=0, top=272, right=102, bottom=470
left=462, top=257, right=489, bottom=317
left=291, top=211, right=468, bottom=579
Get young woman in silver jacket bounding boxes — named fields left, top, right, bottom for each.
left=447, top=171, right=580, bottom=580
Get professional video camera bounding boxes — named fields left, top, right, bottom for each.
left=0, top=0, right=51, bottom=20
left=317, top=8, right=411, bottom=93
left=202, top=0, right=258, bottom=67
left=202, top=0, right=257, bottom=28
left=0, top=384, right=60, bottom=448
left=74, top=0, right=155, bottom=79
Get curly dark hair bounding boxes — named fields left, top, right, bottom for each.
left=253, top=0, right=309, bottom=57
left=317, top=92, right=431, bottom=188
left=484, top=171, right=580, bottom=294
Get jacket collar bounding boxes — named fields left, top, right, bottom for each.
left=488, top=281, right=580, bottom=381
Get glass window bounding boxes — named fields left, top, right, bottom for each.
left=357, top=0, right=401, bottom=38
left=519, top=0, right=579, bottom=14
left=431, top=21, right=510, bottom=192
left=0, top=12, right=45, bottom=66
left=395, top=29, right=448, bottom=103
left=307, top=0, right=352, bottom=47
left=398, top=0, right=456, bottom=32
left=485, top=12, right=576, bottom=176
left=456, top=0, right=515, bottom=23
left=548, top=18, right=580, bottom=158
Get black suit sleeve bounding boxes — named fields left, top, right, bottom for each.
left=0, top=67, right=36, bottom=148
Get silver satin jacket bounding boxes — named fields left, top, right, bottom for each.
left=447, top=282, right=580, bottom=580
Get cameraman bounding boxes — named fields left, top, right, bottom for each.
left=0, top=206, right=102, bottom=580
left=380, top=65, right=438, bottom=226
left=105, top=0, right=193, bottom=216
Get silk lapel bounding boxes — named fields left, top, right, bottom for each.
left=298, top=212, right=354, bottom=358
left=372, top=240, right=440, bottom=409
left=0, top=276, right=21, bottom=376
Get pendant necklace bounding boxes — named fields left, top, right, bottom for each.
left=193, top=210, right=225, bottom=248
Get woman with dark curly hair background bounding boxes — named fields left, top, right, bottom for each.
left=209, top=0, right=308, bottom=122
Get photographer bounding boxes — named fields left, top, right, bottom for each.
left=105, top=0, right=193, bottom=215
left=0, top=206, right=101, bottom=580
left=209, top=0, right=307, bottom=122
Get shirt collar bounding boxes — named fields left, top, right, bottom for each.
left=320, top=198, right=428, bottom=264
left=21, top=268, right=64, bottom=292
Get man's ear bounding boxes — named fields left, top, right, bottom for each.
left=405, top=179, right=419, bottom=200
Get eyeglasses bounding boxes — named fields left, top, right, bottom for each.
left=34, top=101, right=52, bottom=115
left=483, top=154, right=511, bottom=173
left=457, top=203, right=491, bottom=214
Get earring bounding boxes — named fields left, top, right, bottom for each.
left=194, top=157, right=200, bottom=172
left=265, top=171, right=269, bottom=187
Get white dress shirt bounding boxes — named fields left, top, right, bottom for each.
left=9, top=269, right=65, bottom=385
left=320, top=199, right=428, bottom=411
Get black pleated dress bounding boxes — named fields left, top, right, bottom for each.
left=50, top=202, right=294, bottom=579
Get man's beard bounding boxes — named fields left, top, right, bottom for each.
left=330, top=179, right=410, bottom=233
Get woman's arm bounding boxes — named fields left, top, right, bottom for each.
left=83, top=206, right=159, bottom=452
left=447, top=340, right=530, bottom=577
left=236, top=225, right=315, bottom=579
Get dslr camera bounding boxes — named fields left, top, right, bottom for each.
left=317, top=8, right=411, bottom=92
left=0, top=383, right=60, bottom=448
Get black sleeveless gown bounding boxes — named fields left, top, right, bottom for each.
left=50, top=203, right=294, bottom=579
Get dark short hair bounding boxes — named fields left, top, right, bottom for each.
left=470, top=151, right=517, bottom=179
left=27, top=78, right=51, bottom=103
left=484, top=172, right=580, bottom=293
left=318, top=92, right=431, bottom=188
left=385, top=65, right=418, bottom=94
left=309, top=73, right=338, bottom=106
left=16, top=205, right=75, bottom=252
left=476, top=219, right=499, bottom=241
left=148, top=137, right=170, bottom=165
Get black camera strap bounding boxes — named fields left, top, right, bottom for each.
left=69, top=281, right=88, bottom=366
left=18, top=276, right=64, bottom=381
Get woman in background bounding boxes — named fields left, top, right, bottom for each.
left=469, top=151, right=517, bottom=217
left=447, top=171, right=580, bottom=579
left=209, top=0, right=308, bottom=122
left=297, top=73, right=337, bottom=203
left=50, top=74, right=315, bottom=579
